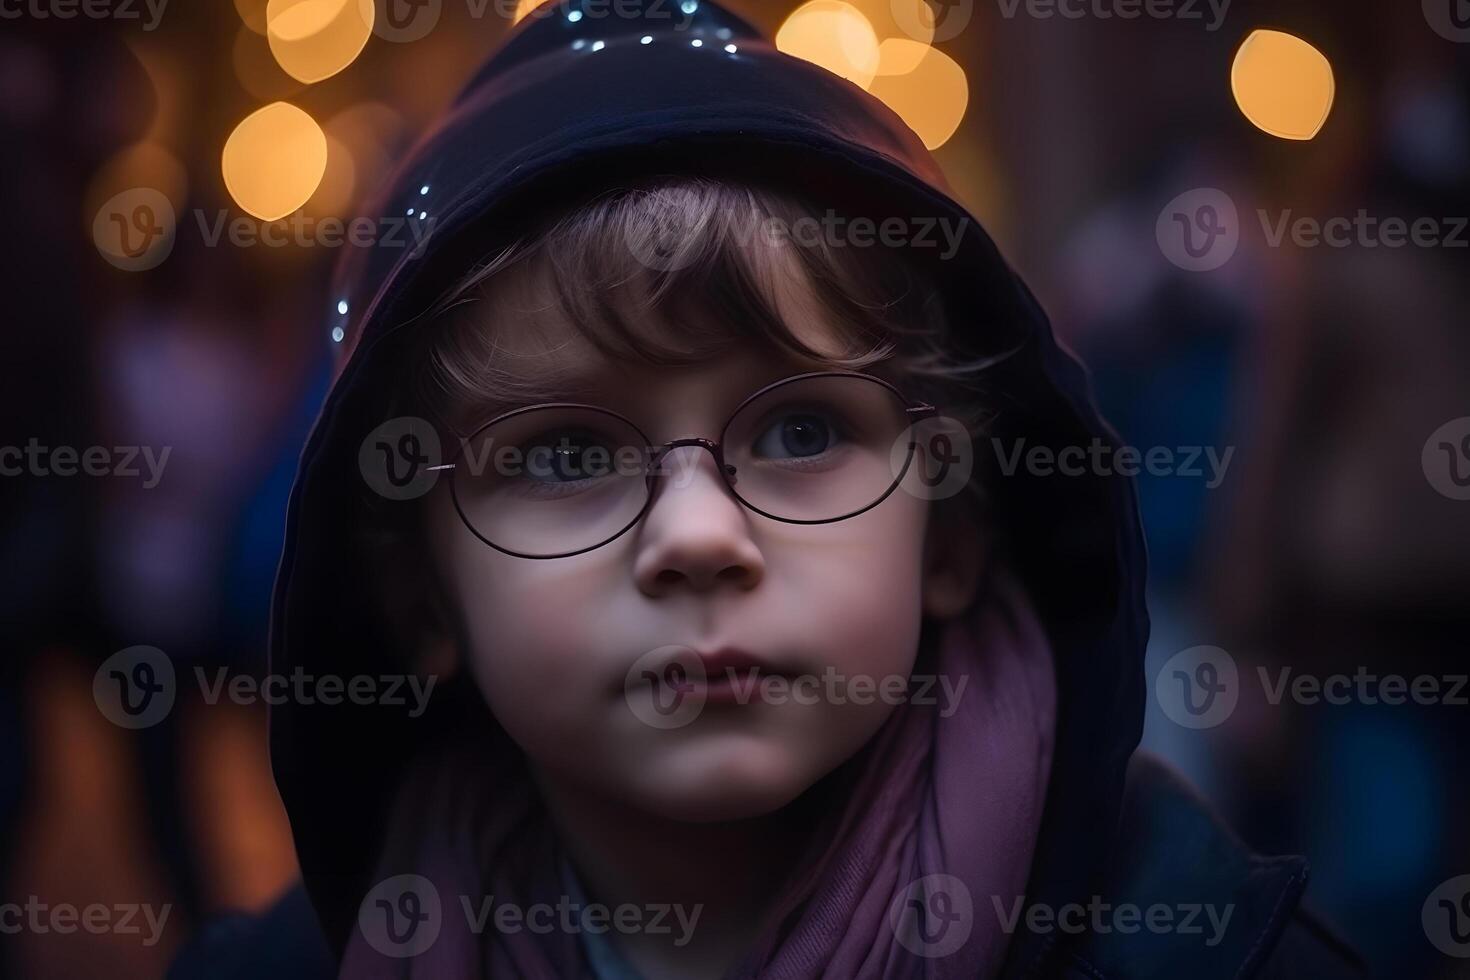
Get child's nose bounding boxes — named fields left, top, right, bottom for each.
left=633, top=446, right=765, bottom=597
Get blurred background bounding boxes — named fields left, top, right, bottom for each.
left=2, top=0, right=1467, bottom=976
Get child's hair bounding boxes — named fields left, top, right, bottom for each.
left=411, top=177, right=977, bottom=432
left=366, top=176, right=1006, bottom=663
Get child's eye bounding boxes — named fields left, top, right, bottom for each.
left=752, top=412, right=840, bottom=460
left=519, top=429, right=619, bottom=484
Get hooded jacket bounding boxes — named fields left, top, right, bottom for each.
left=172, top=1, right=1361, bottom=976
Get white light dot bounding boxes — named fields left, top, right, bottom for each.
left=590, top=39, right=605, bottom=51
left=572, top=38, right=586, bottom=49
left=419, top=184, right=429, bottom=196
left=567, top=8, right=582, bottom=21
left=331, top=326, right=345, bottom=343
left=691, top=38, right=702, bottom=47
left=680, top=0, right=696, bottom=12
left=640, top=34, right=652, bottom=43
left=418, top=210, right=427, bottom=220
left=406, top=206, right=414, bottom=214
left=336, top=299, right=348, bottom=315
left=724, top=43, right=736, bottom=53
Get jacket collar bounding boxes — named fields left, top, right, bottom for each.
left=1018, top=753, right=1308, bottom=979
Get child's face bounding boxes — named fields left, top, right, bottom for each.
left=426, top=265, right=967, bottom=822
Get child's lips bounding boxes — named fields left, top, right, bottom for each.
left=690, top=649, right=801, bottom=705
left=623, top=645, right=805, bottom=705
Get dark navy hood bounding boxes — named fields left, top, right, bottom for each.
left=270, top=2, right=1151, bottom=974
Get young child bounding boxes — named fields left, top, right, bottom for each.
left=174, top=1, right=1360, bottom=978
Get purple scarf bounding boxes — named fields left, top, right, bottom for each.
left=341, top=582, right=1056, bottom=979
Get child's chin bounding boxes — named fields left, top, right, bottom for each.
left=625, top=748, right=820, bottom=823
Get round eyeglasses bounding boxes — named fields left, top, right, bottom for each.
left=434, top=371, right=938, bottom=559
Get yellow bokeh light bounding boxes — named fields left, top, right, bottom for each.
left=222, top=102, right=329, bottom=221
left=512, top=0, right=555, bottom=23
left=776, top=0, right=880, bottom=90
left=875, top=35, right=927, bottom=76
left=266, top=0, right=374, bottom=84
left=867, top=40, right=967, bottom=149
left=1230, top=29, right=1334, bottom=141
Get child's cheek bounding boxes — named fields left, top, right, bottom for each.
left=763, top=498, right=929, bottom=721
left=431, top=510, right=623, bottom=766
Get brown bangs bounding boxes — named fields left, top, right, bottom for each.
left=413, top=177, right=958, bottom=431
